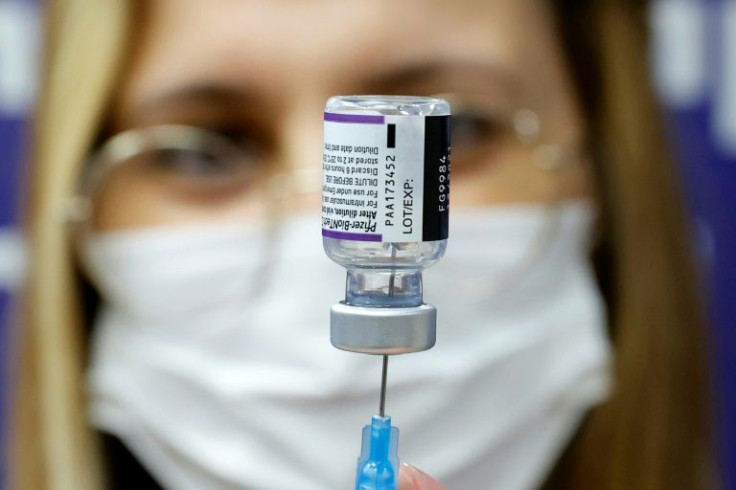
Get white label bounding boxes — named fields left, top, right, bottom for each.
left=322, top=113, right=427, bottom=243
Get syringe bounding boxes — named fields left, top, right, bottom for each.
left=321, top=96, right=451, bottom=490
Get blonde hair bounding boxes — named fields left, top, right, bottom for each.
left=12, top=1, right=712, bottom=489
left=543, top=1, right=713, bottom=488
left=10, top=1, right=133, bottom=488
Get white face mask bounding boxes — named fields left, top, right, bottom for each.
left=82, top=201, right=612, bottom=490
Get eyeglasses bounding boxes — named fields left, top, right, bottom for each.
left=69, top=124, right=321, bottom=232
left=67, top=97, right=585, bottom=293
left=69, top=98, right=581, bottom=224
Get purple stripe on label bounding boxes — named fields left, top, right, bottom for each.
left=322, top=229, right=383, bottom=242
left=324, top=112, right=385, bottom=124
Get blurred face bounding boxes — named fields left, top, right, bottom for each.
left=81, top=6, right=609, bottom=486
left=93, top=0, right=590, bottom=230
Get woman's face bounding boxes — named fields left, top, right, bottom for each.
left=95, top=0, right=590, bottom=231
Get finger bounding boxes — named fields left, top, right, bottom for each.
left=398, top=463, right=446, bottom=490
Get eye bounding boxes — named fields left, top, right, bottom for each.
left=143, top=125, right=261, bottom=179
left=214, top=125, right=258, bottom=148
left=123, top=125, right=268, bottom=201
left=451, top=110, right=508, bottom=152
left=151, top=147, right=238, bottom=176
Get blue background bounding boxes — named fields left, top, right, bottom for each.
left=0, top=0, right=733, bottom=487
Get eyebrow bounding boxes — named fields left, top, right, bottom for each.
left=125, top=60, right=517, bottom=121
left=363, top=60, right=519, bottom=95
left=131, top=84, right=261, bottom=116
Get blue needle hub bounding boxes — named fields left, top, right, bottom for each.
left=355, top=415, right=400, bottom=490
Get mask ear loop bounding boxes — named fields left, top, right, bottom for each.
left=479, top=109, right=589, bottom=298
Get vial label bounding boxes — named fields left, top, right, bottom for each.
left=322, top=112, right=450, bottom=243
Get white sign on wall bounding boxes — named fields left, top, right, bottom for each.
left=0, top=0, right=38, bottom=115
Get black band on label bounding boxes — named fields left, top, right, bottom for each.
left=422, top=115, right=451, bottom=241
left=387, top=124, right=396, bottom=149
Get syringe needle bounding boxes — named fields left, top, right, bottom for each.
left=379, top=355, right=389, bottom=417
left=379, top=243, right=396, bottom=419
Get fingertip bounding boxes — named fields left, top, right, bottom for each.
left=398, top=463, right=446, bottom=490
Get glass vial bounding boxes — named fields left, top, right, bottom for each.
left=322, top=95, right=450, bottom=353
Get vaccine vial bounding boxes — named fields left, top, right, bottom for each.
left=322, top=96, right=451, bottom=354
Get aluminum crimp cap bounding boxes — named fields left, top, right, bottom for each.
left=330, top=302, right=437, bottom=355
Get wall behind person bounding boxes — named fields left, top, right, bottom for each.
left=0, top=0, right=37, bottom=485
left=0, top=0, right=733, bottom=487
left=0, top=0, right=34, bottom=285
